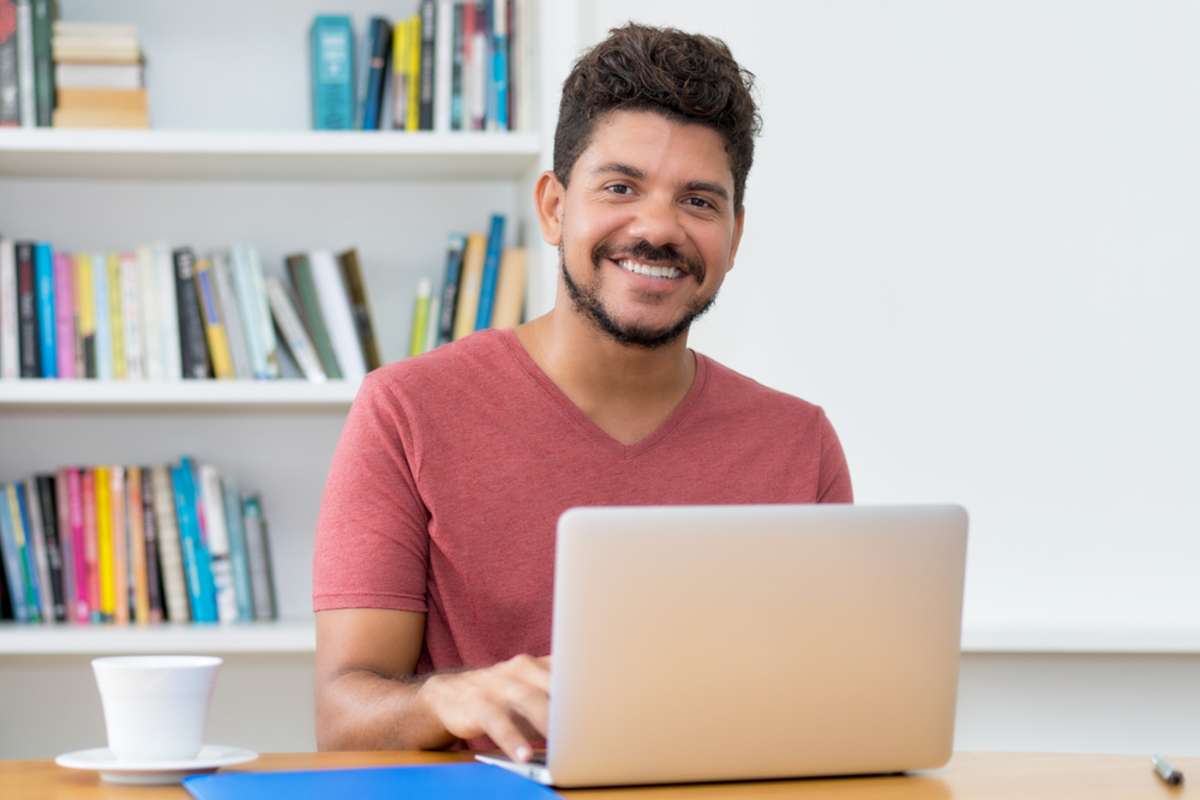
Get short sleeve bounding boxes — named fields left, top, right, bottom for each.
left=815, top=407, right=853, bottom=503
left=312, top=372, right=430, bottom=613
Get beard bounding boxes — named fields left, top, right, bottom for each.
left=560, top=241, right=717, bottom=350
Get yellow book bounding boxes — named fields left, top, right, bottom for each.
left=194, top=257, right=234, bottom=379
left=111, top=467, right=128, bottom=625
left=73, top=254, right=95, bottom=377
left=491, top=247, right=528, bottom=330
left=452, top=233, right=488, bottom=341
left=391, top=20, right=408, bottom=129
left=128, top=467, right=150, bottom=625
left=106, top=253, right=125, bottom=379
left=95, top=466, right=113, bottom=620
left=407, top=16, right=420, bottom=132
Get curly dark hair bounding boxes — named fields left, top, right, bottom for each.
left=553, top=23, right=762, bottom=213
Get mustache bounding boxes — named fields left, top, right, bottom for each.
left=592, top=240, right=705, bottom=283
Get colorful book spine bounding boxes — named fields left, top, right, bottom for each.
left=74, top=253, right=96, bottom=379
left=82, top=468, right=99, bottom=620
left=119, top=251, right=143, bottom=380
left=229, top=245, right=266, bottom=379
left=245, top=246, right=278, bottom=379
left=34, top=475, right=65, bottom=621
left=491, top=0, right=508, bottom=131
left=194, top=257, right=234, bottom=379
left=95, top=465, right=113, bottom=620
left=409, top=278, right=432, bottom=357
left=110, top=466, right=128, bottom=625
left=361, top=16, right=392, bottom=129
left=452, top=232, right=487, bottom=341
left=107, top=254, right=125, bottom=379
left=173, top=247, right=210, bottom=379
left=172, top=459, right=216, bottom=622
left=406, top=15, right=421, bottom=131
left=474, top=214, right=507, bottom=329
left=450, top=1, right=465, bottom=130
left=16, top=241, right=39, bottom=377
left=54, top=253, right=75, bottom=379
left=491, top=246, right=527, bottom=329
left=91, top=252, right=112, bottom=379
left=310, top=15, right=355, bottom=130
left=336, top=248, right=382, bottom=370
left=13, top=483, right=42, bottom=621
left=0, top=238, right=16, bottom=378
left=127, top=467, right=149, bottom=624
left=34, top=243, right=56, bottom=378
left=199, top=465, right=237, bottom=623
left=140, top=466, right=163, bottom=623
left=67, top=467, right=90, bottom=622
left=436, top=234, right=465, bottom=346
left=210, top=250, right=251, bottom=379
left=0, top=483, right=29, bottom=621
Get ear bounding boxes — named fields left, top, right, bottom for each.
left=535, top=171, right=566, bottom=246
left=727, top=205, right=746, bottom=272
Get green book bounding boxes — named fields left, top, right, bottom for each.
left=31, top=0, right=53, bottom=127
left=408, top=278, right=431, bottom=357
left=285, top=253, right=342, bottom=379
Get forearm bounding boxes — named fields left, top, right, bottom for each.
left=316, top=668, right=456, bottom=752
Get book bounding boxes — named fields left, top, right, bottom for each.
left=360, top=17, right=391, bottom=130
left=222, top=478, right=254, bottom=622
left=136, top=245, right=162, bottom=380
left=91, top=251, right=112, bottom=379
left=0, top=483, right=29, bottom=621
left=491, top=0, right=509, bottom=131
left=54, top=62, right=142, bottom=90
left=424, top=295, right=440, bottom=354
left=468, top=1, right=488, bottom=130
left=406, top=16, right=421, bottom=131
left=310, top=15, right=355, bottom=130
left=409, top=278, right=432, bottom=357
left=95, top=465, right=112, bottom=620
left=15, top=0, right=33, bottom=128
left=53, top=106, right=147, bottom=129
left=491, top=246, right=527, bottom=330
left=336, top=248, right=381, bottom=371
left=33, top=243, right=55, bottom=377
left=171, top=459, right=216, bottom=623
left=0, top=1, right=17, bottom=127
left=110, top=465, right=128, bottom=625
left=211, top=250, right=251, bottom=379
left=23, top=479, right=52, bottom=621
left=139, top=467, right=162, bottom=623
left=55, top=86, right=146, bottom=111
left=418, top=0, right=436, bottom=130
left=66, top=467, right=90, bottom=622
left=119, top=251, right=143, bottom=379
left=434, top=0, right=453, bottom=132
left=174, top=247, right=210, bottom=379
left=243, top=495, right=276, bottom=621
left=0, top=237, right=17, bottom=378
left=198, top=464, right=237, bottom=623
left=74, top=253, right=96, bottom=379
left=151, top=464, right=189, bottom=623
left=81, top=468, right=99, bottom=620
left=452, top=232, right=487, bottom=341
left=53, top=252, right=75, bottom=379
left=0, top=494, right=11, bottom=620
left=35, top=474, right=65, bottom=622
left=106, top=253, right=125, bottom=379
left=390, top=17, right=410, bottom=130
left=195, top=256, right=234, bottom=379
left=265, top=275, right=326, bottom=382
left=285, top=253, right=341, bottom=379
left=30, top=0, right=53, bottom=126
left=229, top=244, right=267, bottom=380
left=53, top=469, right=75, bottom=622
left=13, top=482, right=42, bottom=621
left=15, top=241, right=38, bottom=377
left=474, top=214, right=506, bottom=329
left=128, top=467, right=149, bottom=625
left=449, top=1, right=465, bottom=130
left=154, top=243, right=182, bottom=380
left=245, top=245, right=279, bottom=379
left=436, top=233, right=466, bottom=346
left=309, top=249, right=366, bottom=382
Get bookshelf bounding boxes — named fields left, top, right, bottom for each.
left=0, top=619, right=315, bottom=654
left=0, top=379, right=360, bottom=409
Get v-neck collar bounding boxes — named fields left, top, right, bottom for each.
left=498, top=328, right=710, bottom=460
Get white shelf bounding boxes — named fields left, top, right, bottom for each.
left=0, top=379, right=360, bottom=410
left=0, top=128, right=543, bottom=181
left=961, top=621, right=1200, bottom=654
left=0, top=619, right=315, bottom=655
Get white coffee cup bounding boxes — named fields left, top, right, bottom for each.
left=92, top=655, right=222, bottom=762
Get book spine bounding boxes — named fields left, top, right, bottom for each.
left=15, top=241, right=39, bottom=377
left=198, top=464, right=237, bottom=623
left=450, top=1, right=464, bottom=131
left=434, top=0, right=453, bottom=132
left=436, top=234, right=466, bottom=346
left=210, top=250, right=251, bottom=379
left=35, top=474, right=65, bottom=621
left=423, top=296, right=440, bottom=354
left=184, top=459, right=217, bottom=622
left=361, top=17, right=391, bottom=130
left=229, top=245, right=266, bottom=379
left=125, top=466, right=148, bottom=624
left=286, top=253, right=342, bottom=379
left=53, top=252, right=74, bottom=378
left=95, top=465, right=112, bottom=621
left=110, top=466, right=128, bottom=625
left=30, top=0, right=51, bottom=126
left=154, top=244, right=181, bottom=380
left=265, top=276, right=326, bottom=382
left=194, top=257, right=233, bottom=379
left=243, top=495, right=276, bottom=620
left=119, top=251, right=143, bottom=380
left=73, top=253, right=95, bottom=378
left=491, top=0, right=508, bottom=131
left=91, top=251, right=112, bottom=378
left=309, top=249, right=366, bottom=381
left=406, top=16, right=420, bottom=131
left=409, top=278, right=432, bottom=357
left=336, top=248, right=382, bottom=370
left=13, top=482, right=42, bottom=621
left=470, top=2, right=488, bottom=130
left=67, top=467, right=89, bottom=622
left=53, top=470, right=74, bottom=622
left=173, top=247, right=210, bottom=379
left=490, top=246, right=527, bottom=329
left=0, top=238, right=18, bottom=378
left=136, top=245, right=162, bottom=380
left=15, top=0, right=33, bottom=128
left=245, top=246, right=278, bottom=378
left=0, top=483, right=29, bottom=621
left=140, top=465, right=162, bottom=623
left=390, top=19, right=407, bottom=130
left=452, top=232, right=487, bottom=341
left=23, top=478, right=53, bottom=621
left=418, top=0, right=436, bottom=130
left=151, top=464, right=189, bottom=623
left=0, top=1, right=18, bottom=126
left=106, top=254, right=125, bottom=379
left=474, top=214, right=506, bottom=329
left=221, top=478, right=255, bottom=621
left=33, top=243, right=55, bottom=377
left=310, top=15, right=355, bottom=130
left=82, top=469, right=99, bottom=620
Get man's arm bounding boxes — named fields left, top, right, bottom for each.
left=315, top=608, right=551, bottom=761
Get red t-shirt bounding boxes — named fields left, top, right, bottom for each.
left=313, top=328, right=853, bottom=675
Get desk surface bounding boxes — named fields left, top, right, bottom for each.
left=0, top=750, right=1193, bottom=799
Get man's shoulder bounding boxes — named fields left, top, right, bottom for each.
left=698, top=352, right=828, bottom=423
left=367, top=328, right=513, bottom=392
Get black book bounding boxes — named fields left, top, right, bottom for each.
left=437, top=234, right=466, bottom=346
left=450, top=1, right=465, bottom=130
left=361, top=17, right=392, bottom=130
left=15, top=241, right=39, bottom=378
left=141, top=466, right=164, bottom=623
left=0, top=512, right=11, bottom=620
left=173, top=247, right=212, bottom=379
left=418, top=0, right=436, bottom=130
left=35, top=474, right=65, bottom=622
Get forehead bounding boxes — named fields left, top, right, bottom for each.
left=573, top=109, right=733, bottom=188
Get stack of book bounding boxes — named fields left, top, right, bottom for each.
left=0, top=457, right=277, bottom=626
left=51, top=19, right=147, bottom=128
left=310, top=0, right=531, bottom=132
left=409, top=212, right=526, bottom=355
left=0, top=240, right=383, bottom=383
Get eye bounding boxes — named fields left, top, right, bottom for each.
left=684, top=196, right=716, bottom=210
left=605, top=183, right=633, bottom=195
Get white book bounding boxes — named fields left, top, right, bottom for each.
left=119, top=252, right=144, bottom=380
left=245, top=247, right=279, bottom=378
left=54, top=62, right=143, bottom=90
left=153, top=243, right=182, bottom=381
left=0, top=238, right=18, bottom=379
left=229, top=245, right=266, bottom=379
left=150, top=465, right=189, bottom=623
left=470, top=19, right=488, bottom=129
left=136, top=245, right=162, bottom=381
left=434, top=0, right=453, bottom=133
left=515, top=0, right=533, bottom=131
left=424, top=295, right=440, bottom=354
left=16, top=0, right=34, bottom=128
left=309, top=249, right=366, bottom=382
left=211, top=250, right=252, bottom=379
left=53, top=21, right=139, bottom=39
left=266, top=276, right=326, bottom=383
left=198, top=465, right=238, bottom=624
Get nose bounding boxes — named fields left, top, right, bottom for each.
left=625, top=192, right=686, bottom=251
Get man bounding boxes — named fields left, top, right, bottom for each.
left=313, top=23, right=852, bottom=763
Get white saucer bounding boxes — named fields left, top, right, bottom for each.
left=55, top=744, right=258, bottom=784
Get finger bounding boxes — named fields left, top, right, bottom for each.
left=508, top=654, right=551, bottom=693
left=481, top=706, right=535, bottom=763
left=501, top=682, right=550, bottom=738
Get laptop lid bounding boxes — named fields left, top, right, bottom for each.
left=545, top=503, right=968, bottom=788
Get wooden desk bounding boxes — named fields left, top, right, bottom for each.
left=0, top=751, right=1193, bottom=798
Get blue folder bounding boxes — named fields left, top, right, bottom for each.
left=183, top=762, right=561, bottom=799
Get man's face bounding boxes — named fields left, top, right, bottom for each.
left=543, top=109, right=745, bottom=349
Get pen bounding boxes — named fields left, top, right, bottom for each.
left=1152, top=755, right=1184, bottom=787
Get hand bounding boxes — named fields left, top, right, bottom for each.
left=418, top=654, right=551, bottom=763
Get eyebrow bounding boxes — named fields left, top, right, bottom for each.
left=592, top=162, right=730, bottom=203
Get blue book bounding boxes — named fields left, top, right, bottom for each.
left=171, top=461, right=217, bottom=622
left=184, top=763, right=562, bottom=800
left=492, top=6, right=509, bottom=130
left=221, top=478, right=254, bottom=622
left=33, top=243, right=56, bottom=379
left=14, top=482, right=41, bottom=622
left=310, top=15, right=356, bottom=130
left=92, top=252, right=113, bottom=380
left=0, top=484, right=30, bottom=622
left=473, top=214, right=506, bottom=330
left=360, top=17, right=391, bottom=130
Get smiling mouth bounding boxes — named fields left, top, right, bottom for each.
left=609, top=257, right=687, bottom=281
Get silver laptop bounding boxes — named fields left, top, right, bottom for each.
left=477, top=503, right=969, bottom=788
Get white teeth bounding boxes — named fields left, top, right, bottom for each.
left=616, top=259, right=683, bottom=279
